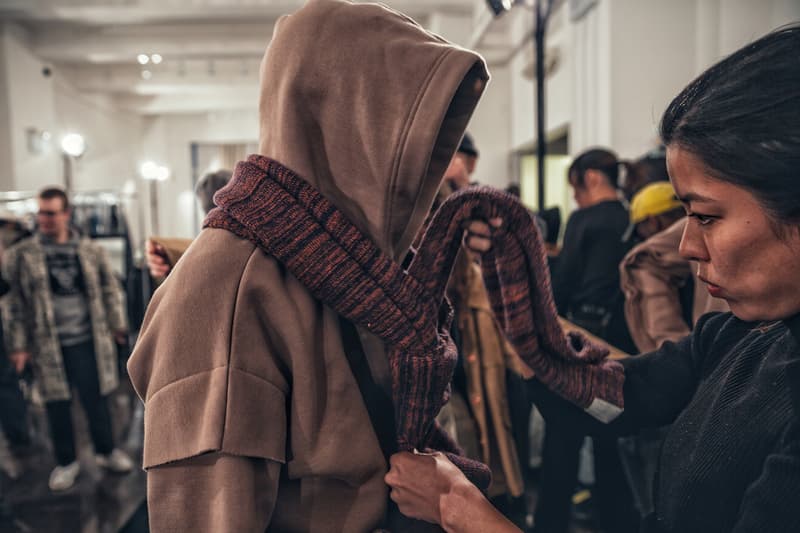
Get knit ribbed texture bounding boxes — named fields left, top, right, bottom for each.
left=644, top=313, right=800, bottom=533
left=204, top=155, right=625, bottom=490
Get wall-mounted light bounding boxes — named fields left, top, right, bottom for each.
left=137, top=54, right=150, bottom=65
left=151, top=53, right=163, bottom=64
left=487, top=0, right=514, bottom=16
left=61, top=133, right=86, bottom=158
left=26, top=128, right=53, bottom=155
left=140, top=161, right=170, bottom=181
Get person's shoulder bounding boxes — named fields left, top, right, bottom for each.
left=566, top=205, right=592, bottom=226
left=694, top=311, right=741, bottom=335
left=691, top=311, right=759, bottom=360
left=5, top=235, right=38, bottom=256
left=582, top=200, right=626, bottom=220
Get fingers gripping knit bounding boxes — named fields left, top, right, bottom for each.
left=418, top=188, right=625, bottom=414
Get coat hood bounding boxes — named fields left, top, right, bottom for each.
left=258, top=0, right=489, bottom=259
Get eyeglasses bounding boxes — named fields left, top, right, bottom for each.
left=37, top=210, right=64, bottom=217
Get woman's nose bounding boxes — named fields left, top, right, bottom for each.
left=679, top=218, right=709, bottom=262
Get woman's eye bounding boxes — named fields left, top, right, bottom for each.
left=690, top=213, right=715, bottom=226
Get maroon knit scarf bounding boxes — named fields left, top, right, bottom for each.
left=205, top=155, right=625, bottom=490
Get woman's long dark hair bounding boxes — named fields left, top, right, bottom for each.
left=660, top=25, right=800, bottom=226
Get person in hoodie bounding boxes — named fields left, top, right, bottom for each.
left=127, top=0, right=489, bottom=531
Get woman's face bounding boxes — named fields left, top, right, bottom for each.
left=667, top=146, right=800, bottom=322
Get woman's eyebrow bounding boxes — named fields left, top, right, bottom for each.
left=677, top=192, right=715, bottom=204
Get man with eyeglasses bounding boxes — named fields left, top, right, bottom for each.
left=1, top=187, right=133, bottom=492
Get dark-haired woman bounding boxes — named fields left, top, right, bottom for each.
left=386, top=25, right=800, bottom=533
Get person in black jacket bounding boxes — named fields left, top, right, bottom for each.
left=386, top=24, right=800, bottom=533
left=539, top=147, right=640, bottom=533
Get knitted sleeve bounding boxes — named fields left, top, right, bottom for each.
left=529, top=312, right=730, bottom=437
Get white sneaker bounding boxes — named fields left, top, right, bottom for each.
left=95, top=448, right=134, bottom=473
left=48, top=461, right=80, bottom=491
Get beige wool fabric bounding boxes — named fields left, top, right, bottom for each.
left=620, top=218, right=729, bottom=353
left=128, top=0, right=489, bottom=531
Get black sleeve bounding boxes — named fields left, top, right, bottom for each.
left=731, top=421, right=800, bottom=532
left=529, top=313, right=725, bottom=437
left=551, top=212, right=584, bottom=315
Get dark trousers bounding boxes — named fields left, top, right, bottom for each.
left=45, top=340, right=114, bottom=466
left=534, top=416, right=639, bottom=533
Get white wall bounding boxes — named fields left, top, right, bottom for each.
left=468, top=64, right=512, bottom=189
left=0, top=23, right=149, bottom=243
left=608, top=0, right=697, bottom=159
left=54, top=83, right=143, bottom=192
left=141, top=110, right=258, bottom=238
left=0, top=24, right=59, bottom=192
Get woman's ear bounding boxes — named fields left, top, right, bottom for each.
left=583, top=169, right=603, bottom=189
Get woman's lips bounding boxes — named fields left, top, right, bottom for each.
left=701, top=277, right=724, bottom=297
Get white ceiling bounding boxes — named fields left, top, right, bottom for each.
left=0, top=0, right=516, bottom=114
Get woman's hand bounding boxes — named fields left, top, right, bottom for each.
left=385, top=451, right=521, bottom=533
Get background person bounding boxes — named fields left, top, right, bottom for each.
left=146, top=169, right=232, bottom=279
left=620, top=182, right=728, bottom=354
left=2, top=187, right=132, bottom=492
left=538, top=147, right=639, bottom=533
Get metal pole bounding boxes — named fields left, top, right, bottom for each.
left=62, top=153, right=74, bottom=193
left=149, top=180, right=159, bottom=236
left=534, top=0, right=551, bottom=212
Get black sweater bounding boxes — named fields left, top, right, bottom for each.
left=529, top=312, right=800, bottom=533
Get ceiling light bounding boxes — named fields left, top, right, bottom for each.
left=487, top=0, right=514, bottom=16
left=61, top=133, right=86, bottom=157
left=141, top=69, right=152, bottom=80
left=151, top=53, right=162, bottom=64
left=137, top=54, right=150, bottom=65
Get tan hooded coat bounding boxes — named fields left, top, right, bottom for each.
left=127, top=1, right=488, bottom=531
left=620, top=218, right=729, bottom=353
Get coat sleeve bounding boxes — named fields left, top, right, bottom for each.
left=128, top=242, right=290, bottom=531
left=1, top=246, right=31, bottom=354
left=146, top=452, right=280, bottom=532
left=94, top=244, right=128, bottom=333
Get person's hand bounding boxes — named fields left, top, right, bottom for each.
left=385, top=451, right=521, bottom=533
left=9, top=351, right=30, bottom=374
left=146, top=240, right=171, bottom=278
left=114, top=330, right=128, bottom=345
left=385, top=451, right=469, bottom=525
left=463, top=217, right=502, bottom=254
